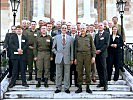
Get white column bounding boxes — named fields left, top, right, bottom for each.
left=52, top=0, right=63, bottom=22
left=65, top=0, right=76, bottom=24
left=83, top=0, right=90, bottom=23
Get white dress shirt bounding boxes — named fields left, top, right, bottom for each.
left=17, top=34, right=22, bottom=49
left=47, top=30, right=52, bottom=36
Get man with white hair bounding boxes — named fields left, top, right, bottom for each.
left=75, top=24, right=96, bottom=93
left=103, top=20, right=109, bottom=33
left=52, top=24, right=73, bottom=93
left=94, top=22, right=110, bottom=91
left=54, top=21, right=62, bottom=35
left=108, top=20, right=114, bottom=35
left=22, top=20, right=29, bottom=35
left=66, top=22, right=72, bottom=35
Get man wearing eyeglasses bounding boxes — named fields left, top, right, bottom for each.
left=3, top=26, right=16, bottom=78
left=52, top=24, right=73, bottom=94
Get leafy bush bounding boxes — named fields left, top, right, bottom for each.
left=1, top=58, right=8, bottom=67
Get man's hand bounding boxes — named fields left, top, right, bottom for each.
left=17, top=49, right=23, bottom=54
left=29, top=46, right=34, bottom=49
left=91, top=57, right=95, bottom=64
left=74, top=59, right=77, bottom=65
left=34, top=57, right=37, bottom=61
left=96, top=50, right=101, bottom=54
left=70, top=60, right=73, bottom=65
left=50, top=57, right=53, bottom=61
left=111, top=44, right=117, bottom=48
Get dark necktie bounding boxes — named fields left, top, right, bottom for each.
left=62, top=35, right=65, bottom=45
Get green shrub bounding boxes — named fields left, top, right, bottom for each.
left=1, top=58, right=8, bottom=67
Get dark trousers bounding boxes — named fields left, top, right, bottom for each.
left=96, top=55, right=107, bottom=86
left=107, top=52, right=121, bottom=81
left=8, top=58, right=13, bottom=76
left=10, top=58, right=27, bottom=85
left=50, top=54, right=56, bottom=80
left=70, top=63, right=78, bottom=86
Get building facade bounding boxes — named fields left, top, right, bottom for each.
left=1, top=0, right=133, bottom=42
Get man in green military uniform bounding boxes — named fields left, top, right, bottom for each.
left=25, top=21, right=40, bottom=80
left=34, top=25, right=53, bottom=87
left=74, top=24, right=96, bottom=94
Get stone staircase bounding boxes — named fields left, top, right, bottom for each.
left=2, top=69, right=133, bottom=99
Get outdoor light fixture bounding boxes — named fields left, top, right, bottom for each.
left=10, top=0, right=20, bottom=25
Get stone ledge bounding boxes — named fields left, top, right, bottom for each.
left=1, top=74, right=10, bottom=99
left=4, top=91, right=133, bottom=99
left=121, top=67, right=133, bottom=91
left=7, top=84, right=131, bottom=91
left=15, top=80, right=126, bottom=85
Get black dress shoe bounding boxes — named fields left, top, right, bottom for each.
left=104, top=85, right=108, bottom=91
left=55, top=89, right=61, bottom=93
left=86, top=88, right=92, bottom=94
left=50, top=78, right=55, bottom=82
left=120, top=67, right=125, bottom=72
left=8, top=84, right=15, bottom=88
left=22, top=84, right=29, bottom=87
left=36, top=81, right=41, bottom=87
left=65, top=89, right=70, bottom=93
left=97, top=84, right=104, bottom=87
left=7, top=74, right=12, bottom=78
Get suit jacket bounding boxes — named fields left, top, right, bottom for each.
left=3, top=33, right=15, bottom=57
left=9, top=34, right=28, bottom=60
left=108, top=34, right=123, bottom=54
left=66, top=30, right=71, bottom=36
left=52, top=34, right=73, bottom=64
left=70, top=34, right=78, bottom=59
left=54, top=29, right=61, bottom=35
left=94, top=31, right=110, bottom=57
left=47, top=30, right=57, bottom=37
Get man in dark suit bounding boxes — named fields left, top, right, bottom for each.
left=46, top=22, right=57, bottom=82
left=3, top=26, right=16, bottom=78
left=66, top=22, right=72, bottom=36
left=94, top=22, right=110, bottom=91
left=8, top=25, right=29, bottom=88
left=70, top=25, right=78, bottom=87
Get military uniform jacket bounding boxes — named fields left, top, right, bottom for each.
left=94, top=31, right=110, bottom=57
left=34, top=34, right=53, bottom=58
left=75, top=34, right=96, bottom=59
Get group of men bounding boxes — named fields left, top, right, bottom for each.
left=3, top=16, right=125, bottom=94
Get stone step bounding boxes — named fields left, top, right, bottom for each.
left=16, top=74, right=123, bottom=80
left=7, top=85, right=131, bottom=91
left=4, top=91, right=133, bottom=99
left=15, top=80, right=127, bottom=85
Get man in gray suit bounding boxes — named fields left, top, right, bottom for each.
left=52, top=24, right=73, bottom=93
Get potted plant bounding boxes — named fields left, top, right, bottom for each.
left=0, top=58, right=8, bottom=74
